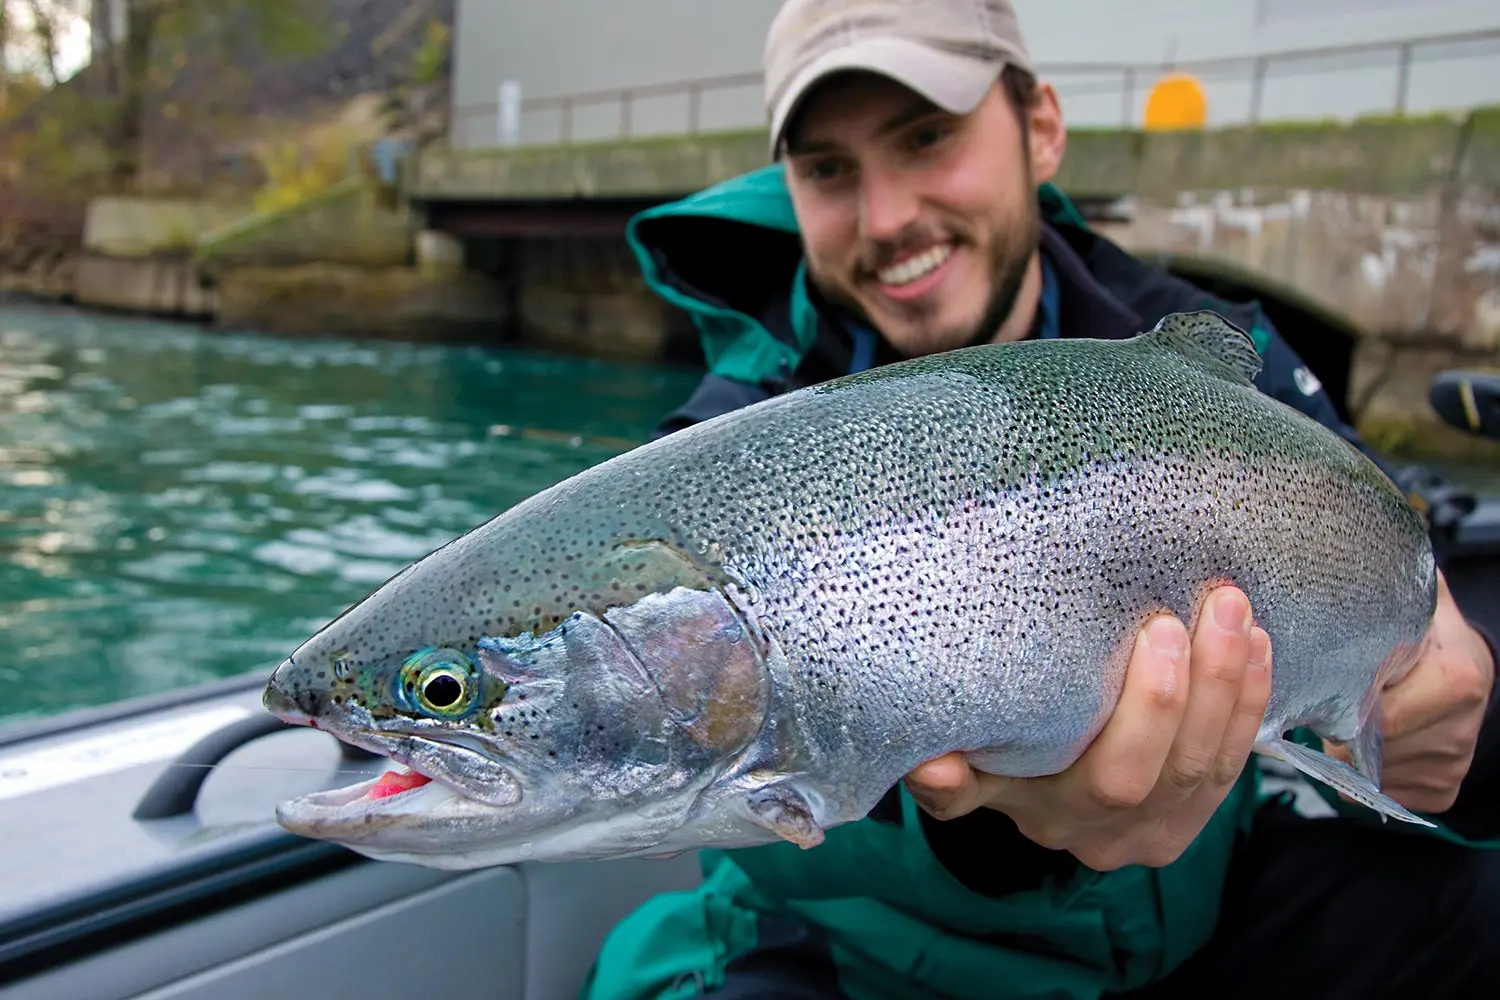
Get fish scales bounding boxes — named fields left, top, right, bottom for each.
left=263, top=313, right=1439, bottom=869
left=644, top=336, right=1430, bottom=780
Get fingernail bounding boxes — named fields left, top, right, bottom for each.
left=1144, top=615, right=1188, bottom=661
left=1249, top=627, right=1272, bottom=670
left=1212, top=589, right=1250, bottom=634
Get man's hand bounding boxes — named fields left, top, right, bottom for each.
left=1326, top=569, right=1494, bottom=814
left=904, top=586, right=1272, bottom=872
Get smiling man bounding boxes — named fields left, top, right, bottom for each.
left=581, top=2, right=1500, bottom=998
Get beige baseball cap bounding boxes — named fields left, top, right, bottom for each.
left=763, top=0, right=1034, bottom=157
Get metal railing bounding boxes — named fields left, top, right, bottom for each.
left=1042, top=26, right=1500, bottom=125
left=448, top=26, right=1500, bottom=147
left=450, top=71, right=763, bottom=144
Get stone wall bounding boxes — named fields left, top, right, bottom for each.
left=510, top=236, right=693, bottom=361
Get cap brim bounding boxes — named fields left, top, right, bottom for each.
left=768, top=37, right=1005, bottom=157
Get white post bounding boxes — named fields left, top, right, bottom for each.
left=497, top=80, right=522, bottom=147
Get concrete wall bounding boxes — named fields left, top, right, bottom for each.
left=213, top=263, right=510, bottom=342
left=451, top=0, right=781, bottom=147
left=409, top=111, right=1482, bottom=203
left=196, top=179, right=415, bottom=270
left=412, top=106, right=1500, bottom=455
left=83, top=197, right=256, bottom=258
left=448, top=0, right=1500, bottom=146
left=72, top=254, right=219, bottom=318
left=511, top=236, right=693, bottom=361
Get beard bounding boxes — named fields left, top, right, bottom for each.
left=808, top=190, right=1042, bottom=356
left=958, top=199, right=1039, bottom=349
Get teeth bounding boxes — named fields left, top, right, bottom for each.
left=877, top=244, right=953, bottom=287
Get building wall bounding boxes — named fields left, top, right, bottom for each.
left=450, top=0, right=1500, bottom=149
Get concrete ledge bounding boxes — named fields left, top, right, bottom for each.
left=197, top=179, right=414, bottom=270
left=213, top=263, right=509, bottom=341
left=73, top=253, right=217, bottom=318
left=411, top=129, right=771, bottom=200
left=410, top=110, right=1489, bottom=202
left=84, top=197, right=255, bottom=258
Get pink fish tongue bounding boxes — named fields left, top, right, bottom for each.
left=366, top=769, right=432, bottom=800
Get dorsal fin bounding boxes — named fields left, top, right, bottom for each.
left=1144, top=310, right=1263, bottom=386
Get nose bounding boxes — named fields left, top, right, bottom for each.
left=858, top=165, right=920, bottom=243
left=262, top=659, right=315, bottom=725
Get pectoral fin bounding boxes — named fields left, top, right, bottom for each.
left=1255, top=737, right=1434, bottom=827
left=746, top=784, right=826, bottom=849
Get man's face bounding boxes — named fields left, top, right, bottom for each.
left=782, top=71, right=1063, bottom=356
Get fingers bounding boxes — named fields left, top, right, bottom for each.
left=1381, top=636, right=1489, bottom=745
left=1217, top=625, right=1273, bottom=785
left=905, top=586, right=1275, bottom=874
left=1155, top=588, right=1255, bottom=797
left=1155, top=624, right=1273, bottom=857
left=1071, top=613, right=1190, bottom=813
left=904, top=753, right=983, bottom=820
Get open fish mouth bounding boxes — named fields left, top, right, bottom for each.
left=274, top=732, right=520, bottom=837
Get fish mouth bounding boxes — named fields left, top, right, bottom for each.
left=273, top=730, right=522, bottom=840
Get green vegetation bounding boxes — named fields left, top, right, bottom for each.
left=1, top=0, right=335, bottom=197
left=411, top=20, right=450, bottom=85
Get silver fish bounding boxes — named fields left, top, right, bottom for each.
left=262, top=311, right=1438, bottom=871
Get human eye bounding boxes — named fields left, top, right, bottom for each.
left=907, top=120, right=954, bottom=153
left=795, top=156, right=850, bottom=184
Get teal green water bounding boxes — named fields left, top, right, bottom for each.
left=0, top=303, right=701, bottom=722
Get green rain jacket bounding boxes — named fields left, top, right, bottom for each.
left=578, top=163, right=1500, bottom=1000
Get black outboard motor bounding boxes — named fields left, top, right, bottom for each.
left=1430, top=370, right=1500, bottom=445
left=1397, top=369, right=1500, bottom=557
left=1411, top=370, right=1500, bottom=639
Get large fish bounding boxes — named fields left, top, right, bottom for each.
left=262, top=311, right=1438, bottom=871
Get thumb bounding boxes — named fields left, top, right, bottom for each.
left=904, top=752, right=1015, bottom=820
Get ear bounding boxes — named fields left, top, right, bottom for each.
left=1027, top=82, right=1067, bottom=185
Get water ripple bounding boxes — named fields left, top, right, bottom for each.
left=0, top=302, right=701, bottom=719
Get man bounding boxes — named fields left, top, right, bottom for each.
left=581, top=2, right=1500, bottom=998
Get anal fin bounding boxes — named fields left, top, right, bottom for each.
left=1255, top=737, right=1434, bottom=828
left=745, top=784, right=825, bottom=849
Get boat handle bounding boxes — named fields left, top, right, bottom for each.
left=132, top=713, right=376, bottom=821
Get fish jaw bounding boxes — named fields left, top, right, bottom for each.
left=273, top=770, right=798, bottom=870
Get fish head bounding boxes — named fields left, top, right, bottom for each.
left=262, top=534, right=773, bottom=870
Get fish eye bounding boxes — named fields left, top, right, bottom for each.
left=400, top=648, right=479, bottom=717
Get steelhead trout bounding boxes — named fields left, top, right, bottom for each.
left=263, top=311, right=1438, bottom=870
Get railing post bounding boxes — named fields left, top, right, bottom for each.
left=1120, top=67, right=1135, bottom=127
left=1249, top=55, right=1268, bottom=123
left=561, top=100, right=573, bottom=145
left=688, top=84, right=701, bottom=135
left=1394, top=41, right=1413, bottom=116
left=620, top=90, right=632, bottom=139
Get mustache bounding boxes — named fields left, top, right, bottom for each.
left=855, top=225, right=966, bottom=276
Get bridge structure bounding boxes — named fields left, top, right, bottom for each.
left=394, top=28, right=1500, bottom=453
